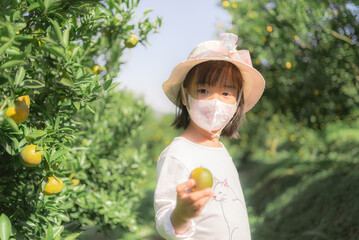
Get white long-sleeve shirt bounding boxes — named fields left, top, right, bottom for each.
left=154, top=137, right=251, bottom=240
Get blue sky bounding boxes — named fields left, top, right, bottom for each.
left=115, top=0, right=231, bottom=114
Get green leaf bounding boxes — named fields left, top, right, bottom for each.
left=85, top=105, right=96, bottom=114
left=42, top=37, right=58, bottom=45
left=24, top=44, right=32, bottom=55
left=90, top=75, right=100, bottom=92
left=0, top=60, right=23, bottom=70
left=5, top=48, right=20, bottom=56
left=58, top=77, right=75, bottom=87
left=18, top=138, right=27, bottom=150
left=63, top=24, right=70, bottom=47
left=23, top=80, right=45, bottom=88
left=0, top=76, right=8, bottom=85
left=52, top=225, right=64, bottom=239
left=0, top=41, right=12, bottom=56
left=26, top=3, right=40, bottom=13
left=44, top=0, right=54, bottom=11
left=103, top=79, right=112, bottom=91
left=54, top=116, right=60, bottom=130
left=71, top=46, right=80, bottom=59
left=62, top=232, right=82, bottom=240
left=0, top=213, right=12, bottom=240
left=14, top=23, right=26, bottom=32
left=125, top=25, right=135, bottom=31
left=50, top=19, right=63, bottom=44
left=26, top=130, right=47, bottom=140
left=143, top=8, right=153, bottom=15
left=45, top=223, right=54, bottom=240
left=94, top=5, right=101, bottom=16
left=15, top=67, right=25, bottom=86
left=14, top=35, right=33, bottom=41
left=56, top=214, right=70, bottom=222
left=5, top=116, right=19, bottom=132
left=50, top=149, right=68, bottom=161
left=4, top=142, right=12, bottom=155
left=73, top=101, right=80, bottom=110
left=6, top=23, right=15, bottom=39
left=106, top=82, right=121, bottom=92
left=12, top=11, right=21, bottom=21
left=46, top=45, right=65, bottom=59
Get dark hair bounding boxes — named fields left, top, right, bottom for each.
left=172, top=60, right=245, bottom=139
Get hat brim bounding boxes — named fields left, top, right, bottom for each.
left=163, top=57, right=265, bottom=113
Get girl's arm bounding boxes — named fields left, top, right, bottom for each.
left=154, top=155, right=192, bottom=238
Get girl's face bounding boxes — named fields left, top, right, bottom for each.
left=186, top=76, right=239, bottom=105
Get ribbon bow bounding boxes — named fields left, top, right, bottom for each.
left=188, top=33, right=253, bottom=67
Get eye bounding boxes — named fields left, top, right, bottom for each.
left=197, top=88, right=209, bottom=94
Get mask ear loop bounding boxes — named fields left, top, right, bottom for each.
left=211, top=87, right=243, bottom=139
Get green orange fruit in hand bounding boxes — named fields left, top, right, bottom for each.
left=20, top=144, right=42, bottom=167
left=190, top=167, right=213, bottom=191
left=41, top=176, right=63, bottom=195
left=5, top=99, right=29, bottom=123
left=125, top=34, right=138, bottom=48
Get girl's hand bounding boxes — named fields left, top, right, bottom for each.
left=171, top=179, right=214, bottom=234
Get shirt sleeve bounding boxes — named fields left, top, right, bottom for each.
left=154, top=154, right=196, bottom=239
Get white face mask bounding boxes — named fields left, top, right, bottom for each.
left=185, top=93, right=240, bottom=136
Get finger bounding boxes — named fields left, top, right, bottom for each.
left=193, top=195, right=214, bottom=215
left=186, top=188, right=213, bottom=202
left=176, top=179, right=195, bottom=195
left=196, top=194, right=213, bottom=207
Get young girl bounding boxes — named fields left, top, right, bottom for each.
left=154, top=33, right=265, bottom=239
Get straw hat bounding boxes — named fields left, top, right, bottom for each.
left=162, top=33, right=265, bottom=113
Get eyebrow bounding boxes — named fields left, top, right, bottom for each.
left=196, top=82, right=237, bottom=89
left=223, top=84, right=237, bottom=89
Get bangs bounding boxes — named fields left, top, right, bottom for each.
left=184, top=61, right=242, bottom=90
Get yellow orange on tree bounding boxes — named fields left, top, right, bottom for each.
left=41, top=176, right=63, bottom=195
left=18, top=95, right=30, bottom=107
left=5, top=100, right=29, bottom=123
left=125, top=34, right=138, bottom=48
left=20, top=144, right=43, bottom=167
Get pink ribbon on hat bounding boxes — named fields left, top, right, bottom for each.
left=188, top=33, right=253, bottom=67
left=219, top=33, right=253, bottom=67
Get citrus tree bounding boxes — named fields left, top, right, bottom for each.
left=0, top=0, right=160, bottom=239
left=64, top=90, right=151, bottom=239
left=221, top=0, right=359, bottom=239
left=222, top=0, right=358, bottom=129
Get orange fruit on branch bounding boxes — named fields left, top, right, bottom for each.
left=41, top=176, right=63, bottom=195
left=18, top=95, right=30, bottom=107
left=190, top=167, right=213, bottom=191
left=92, top=65, right=101, bottom=74
left=20, top=144, right=42, bottom=167
left=125, top=34, right=138, bottom=48
left=5, top=100, right=29, bottom=123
